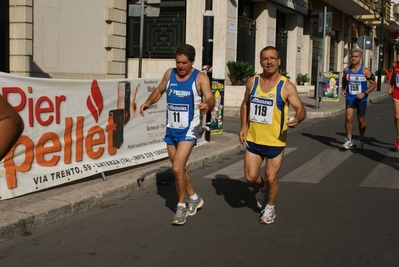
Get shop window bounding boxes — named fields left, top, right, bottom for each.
left=126, top=0, right=186, bottom=58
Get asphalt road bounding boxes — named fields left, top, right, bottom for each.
left=0, top=97, right=398, bottom=267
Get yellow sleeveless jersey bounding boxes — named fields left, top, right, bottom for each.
left=246, top=75, right=288, bottom=147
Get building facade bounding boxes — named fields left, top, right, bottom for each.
left=1, top=0, right=399, bottom=86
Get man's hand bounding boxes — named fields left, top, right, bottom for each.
left=140, top=102, right=150, bottom=117
left=238, top=129, right=247, bottom=145
left=286, top=117, right=299, bottom=128
left=197, top=102, right=210, bottom=115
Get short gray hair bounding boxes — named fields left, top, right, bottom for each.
left=351, top=48, right=363, bottom=56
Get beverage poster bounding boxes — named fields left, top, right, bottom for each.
left=322, top=72, right=340, bottom=102
left=210, top=79, right=224, bottom=135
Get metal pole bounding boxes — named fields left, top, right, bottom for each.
left=319, top=6, right=327, bottom=108
left=138, top=0, right=145, bottom=78
left=377, top=0, right=386, bottom=91
left=202, top=0, right=214, bottom=141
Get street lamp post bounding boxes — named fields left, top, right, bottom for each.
left=376, top=0, right=386, bottom=91
left=373, top=0, right=399, bottom=91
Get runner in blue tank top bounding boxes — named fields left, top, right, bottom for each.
left=140, top=44, right=215, bottom=225
left=341, top=48, right=377, bottom=150
left=165, top=68, right=202, bottom=140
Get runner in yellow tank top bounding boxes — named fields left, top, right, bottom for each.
left=246, top=74, right=288, bottom=147
left=239, top=46, right=306, bottom=225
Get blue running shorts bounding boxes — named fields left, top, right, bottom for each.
left=346, top=99, right=367, bottom=116
left=245, top=141, right=284, bottom=158
left=164, top=134, right=197, bottom=146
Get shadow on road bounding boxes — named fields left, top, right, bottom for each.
left=355, top=148, right=399, bottom=171
left=155, top=170, right=177, bottom=213
left=211, top=175, right=259, bottom=212
left=301, top=132, right=342, bottom=149
left=303, top=131, right=399, bottom=169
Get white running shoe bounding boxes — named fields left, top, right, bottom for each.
left=342, top=138, right=353, bottom=149
left=260, top=207, right=276, bottom=225
left=187, top=195, right=204, bottom=216
left=172, top=206, right=188, bottom=225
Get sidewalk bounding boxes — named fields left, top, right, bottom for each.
left=0, top=84, right=391, bottom=242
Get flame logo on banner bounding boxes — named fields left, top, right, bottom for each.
left=86, top=80, right=103, bottom=122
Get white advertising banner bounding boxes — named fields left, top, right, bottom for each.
left=0, top=72, right=170, bottom=200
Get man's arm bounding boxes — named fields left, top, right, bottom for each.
left=238, top=76, right=254, bottom=144
left=0, top=95, right=24, bottom=161
left=140, top=69, right=171, bottom=117
left=362, top=67, right=377, bottom=97
left=284, top=81, right=306, bottom=128
left=197, top=72, right=215, bottom=114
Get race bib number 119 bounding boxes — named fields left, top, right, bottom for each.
left=249, top=96, right=273, bottom=124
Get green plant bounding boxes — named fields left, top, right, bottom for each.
left=279, top=69, right=290, bottom=79
left=296, top=73, right=310, bottom=85
left=374, top=69, right=387, bottom=75
left=227, top=61, right=256, bottom=85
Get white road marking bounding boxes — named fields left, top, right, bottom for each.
left=204, top=147, right=297, bottom=180
left=279, top=149, right=352, bottom=183
left=360, top=151, right=399, bottom=189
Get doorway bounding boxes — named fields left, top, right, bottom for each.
left=275, top=10, right=287, bottom=73
left=0, top=0, right=9, bottom=72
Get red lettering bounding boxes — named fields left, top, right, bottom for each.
left=1, top=87, right=66, bottom=127
left=35, top=96, right=54, bottom=126
left=1, top=87, right=26, bottom=112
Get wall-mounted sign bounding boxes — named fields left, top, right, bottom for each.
left=269, top=0, right=309, bottom=15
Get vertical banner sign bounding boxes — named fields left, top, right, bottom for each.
left=210, top=79, right=224, bottom=135
left=0, top=72, right=211, bottom=200
left=322, top=72, right=340, bottom=102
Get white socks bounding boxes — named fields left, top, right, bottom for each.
left=177, top=202, right=186, bottom=208
left=189, top=193, right=198, bottom=201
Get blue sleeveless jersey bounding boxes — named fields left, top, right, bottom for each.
left=345, top=65, right=368, bottom=103
left=165, top=68, right=202, bottom=139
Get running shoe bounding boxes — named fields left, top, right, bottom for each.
left=172, top=206, right=188, bottom=225
left=260, top=207, right=276, bottom=225
left=356, top=140, right=364, bottom=150
left=342, top=138, right=353, bottom=149
left=187, top=195, right=204, bottom=216
left=256, top=190, right=267, bottom=209
left=395, top=139, right=399, bottom=150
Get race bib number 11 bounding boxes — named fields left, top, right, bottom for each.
left=167, top=104, right=189, bottom=129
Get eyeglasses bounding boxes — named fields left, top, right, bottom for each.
left=261, top=57, right=279, bottom=63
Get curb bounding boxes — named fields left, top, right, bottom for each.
left=0, top=133, right=245, bottom=243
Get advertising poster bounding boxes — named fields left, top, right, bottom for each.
left=322, top=72, right=340, bottom=102
left=0, top=72, right=173, bottom=200
left=210, top=79, right=224, bottom=135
